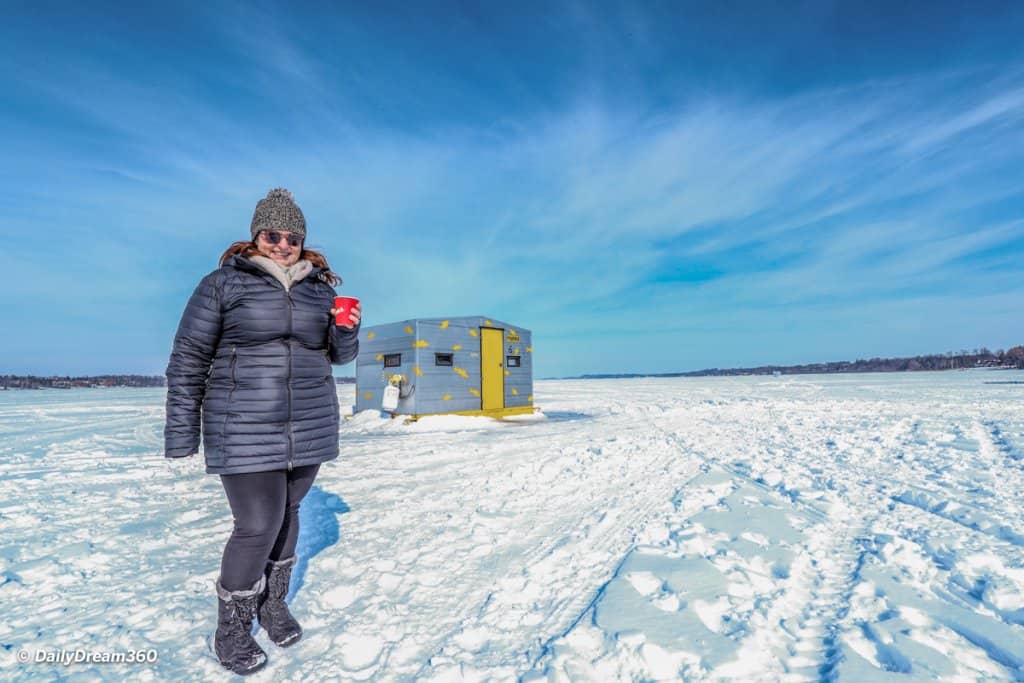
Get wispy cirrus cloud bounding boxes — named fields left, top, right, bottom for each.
left=1, top=3, right=1022, bottom=374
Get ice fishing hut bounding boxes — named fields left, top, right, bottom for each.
left=354, top=316, right=534, bottom=419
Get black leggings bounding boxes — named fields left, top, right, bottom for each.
left=218, top=464, right=320, bottom=591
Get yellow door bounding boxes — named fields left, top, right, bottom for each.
left=480, top=328, right=504, bottom=410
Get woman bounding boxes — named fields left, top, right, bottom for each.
left=163, top=188, right=361, bottom=675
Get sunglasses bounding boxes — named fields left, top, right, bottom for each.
left=258, top=230, right=304, bottom=248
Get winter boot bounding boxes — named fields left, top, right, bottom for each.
left=215, top=576, right=268, bottom=675
left=258, top=555, right=303, bottom=647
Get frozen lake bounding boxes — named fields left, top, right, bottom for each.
left=2, top=371, right=1024, bottom=681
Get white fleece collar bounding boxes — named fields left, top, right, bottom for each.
left=249, top=256, right=314, bottom=291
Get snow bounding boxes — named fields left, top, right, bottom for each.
left=2, top=371, right=1024, bottom=680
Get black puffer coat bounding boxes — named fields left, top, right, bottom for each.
left=164, top=254, right=360, bottom=474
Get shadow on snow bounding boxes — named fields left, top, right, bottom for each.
left=291, top=486, right=350, bottom=601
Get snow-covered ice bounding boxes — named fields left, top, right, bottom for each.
left=2, top=371, right=1024, bottom=681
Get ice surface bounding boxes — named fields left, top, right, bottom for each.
left=2, top=371, right=1024, bottom=681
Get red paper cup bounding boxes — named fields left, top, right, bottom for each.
left=333, top=296, right=359, bottom=327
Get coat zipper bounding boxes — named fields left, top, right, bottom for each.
left=239, top=260, right=305, bottom=472
left=286, top=289, right=294, bottom=471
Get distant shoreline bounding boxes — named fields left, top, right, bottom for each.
left=551, top=347, right=1024, bottom=381
left=5, top=347, right=1023, bottom=388
left=544, top=367, right=1021, bottom=381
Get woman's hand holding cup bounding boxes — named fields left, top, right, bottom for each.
left=331, top=297, right=361, bottom=328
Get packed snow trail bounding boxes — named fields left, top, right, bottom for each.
left=2, top=372, right=1024, bottom=681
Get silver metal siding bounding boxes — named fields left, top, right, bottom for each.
left=354, top=315, right=533, bottom=416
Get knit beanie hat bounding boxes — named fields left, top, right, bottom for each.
left=250, top=188, right=306, bottom=241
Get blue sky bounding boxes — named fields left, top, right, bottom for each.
left=2, top=1, right=1023, bottom=378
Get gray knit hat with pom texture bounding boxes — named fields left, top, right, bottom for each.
left=250, top=188, right=306, bottom=240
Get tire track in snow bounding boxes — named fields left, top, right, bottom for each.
left=793, top=414, right=924, bottom=681
left=982, top=419, right=1024, bottom=466
left=761, top=505, right=870, bottom=682
left=884, top=418, right=1024, bottom=549
left=975, top=419, right=1024, bottom=490
left=701, top=471, right=874, bottom=677
left=648, top=403, right=908, bottom=680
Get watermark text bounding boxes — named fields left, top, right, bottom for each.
left=16, top=648, right=158, bottom=666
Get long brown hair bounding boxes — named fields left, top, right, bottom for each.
left=219, top=240, right=341, bottom=286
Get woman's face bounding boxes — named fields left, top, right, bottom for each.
left=255, top=230, right=303, bottom=267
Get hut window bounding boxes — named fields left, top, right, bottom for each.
left=384, top=353, right=401, bottom=367
left=435, top=353, right=453, bottom=366
left=506, top=355, right=521, bottom=367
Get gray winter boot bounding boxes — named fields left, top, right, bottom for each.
left=215, top=576, right=268, bottom=675
left=258, top=555, right=303, bottom=647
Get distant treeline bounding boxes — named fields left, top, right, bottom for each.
left=575, top=346, right=1024, bottom=380
left=1, top=375, right=357, bottom=389
left=1, top=374, right=165, bottom=389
